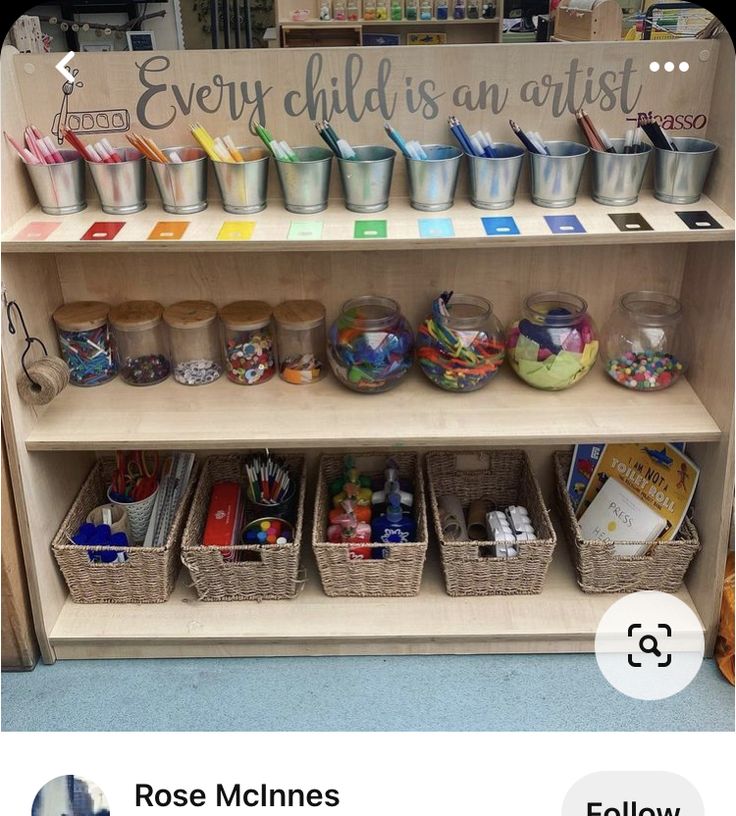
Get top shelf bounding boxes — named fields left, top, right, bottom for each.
left=280, top=17, right=500, bottom=25
left=2, top=192, right=733, bottom=254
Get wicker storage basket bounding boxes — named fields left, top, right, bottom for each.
left=313, top=452, right=428, bottom=597
left=425, top=450, right=556, bottom=596
left=181, top=454, right=306, bottom=601
left=51, top=458, right=196, bottom=603
left=553, top=450, right=701, bottom=593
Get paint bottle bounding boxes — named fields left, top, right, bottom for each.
left=372, top=492, right=416, bottom=543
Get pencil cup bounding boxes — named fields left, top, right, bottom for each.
left=87, top=148, right=147, bottom=214
left=337, top=145, right=396, bottom=213
left=591, top=139, right=652, bottom=206
left=405, top=144, right=463, bottom=211
left=107, top=485, right=159, bottom=543
left=653, top=137, right=718, bottom=205
left=212, top=146, right=270, bottom=214
left=26, top=149, right=86, bottom=215
left=150, top=146, right=208, bottom=214
left=86, top=503, right=131, bottom=540
left=466, top=143, right=525, bottom=209
left=246, top=483, right=298, bottom=523
left=274, top=146, right=333, bottom=214
left=529, top=141, right=589, bottom=208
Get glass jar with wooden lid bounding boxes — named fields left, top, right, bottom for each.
left=163, top=300, right=223, bottom=386
left=109, top=300, right=171, bottom=386
left=274, top=299, right=327, bottom=385
left=220, top=300, right=275, bottom=385
left=53, top=300, right=117, bottom=387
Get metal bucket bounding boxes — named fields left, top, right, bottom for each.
left=653, top=137, right=718, bottom=205
left=529, top=140, right=589, bottom=208
left=405, top=144, right=463, bottom=211
left=212, top=146, right=270, bottom=214
left=26, top=149, right=86, bottom=215
left=87, top=147, right=147, bottom=214
left=591, top=139, right=652, bottom=206
left=150, top=146, right=208, bottom=214
left=466, top=143, right=525, bottom=209
left=337, top=145, right=396, bottom=213
left=274, top=146, right=333, bottom=214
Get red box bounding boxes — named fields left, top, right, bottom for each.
left=203, top=481, right=243, bottom=555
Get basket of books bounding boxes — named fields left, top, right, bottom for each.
left=554, top=446, right=701, bottom=594
left=51, top=453, right=197, bottom=604
left=426, top=449, right=557, bottom=596
left=312, top=452, right=428, bottom=597
left=181, top=453, right=306, bottom=601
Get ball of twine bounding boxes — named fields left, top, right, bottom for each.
left=16, top=357, right=70, bottom=406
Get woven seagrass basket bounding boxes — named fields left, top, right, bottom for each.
left=313, top=451, right=428, bottom=597
left=181, top=453, right=306, bottom=601
left=553, top=450, right=701, bottom=593
left=51, top=458, right=196, bottom=603
left=425, top=449, right=556, bottom=596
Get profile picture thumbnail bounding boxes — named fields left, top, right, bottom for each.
left=32, top=775, right=110, bottom=816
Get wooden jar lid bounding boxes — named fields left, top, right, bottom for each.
left=219, top=300, right=272, bottom=331
left=109, top=300, right=164, bottom=331
left=273, top=299, right=326, bottom=330
left=53, top=301, right=110, bottom=332
left=163, top=300, right=217, bottom=329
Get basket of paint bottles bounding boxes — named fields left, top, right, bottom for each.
left=312, top=452, right=428, bottom=597
left=181, top=452, right=306, bottom=601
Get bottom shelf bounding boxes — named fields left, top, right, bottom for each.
left=49, top=536, right=701, bottom=659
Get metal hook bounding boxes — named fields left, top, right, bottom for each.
left=5, top=299, right=48, bottom=391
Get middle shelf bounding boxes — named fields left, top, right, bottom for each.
left=26, top=366, right=720, bottom=451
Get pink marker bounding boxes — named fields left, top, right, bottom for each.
left=42, top=136, right=64, bottom=163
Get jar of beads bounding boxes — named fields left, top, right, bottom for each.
left=417, top=292, right=505, bottom=392
left=506, top=291, right=598, bottom=391
left=53, top=301, right=117, bottom=387
left=602, top=291, right=688, bottom=391
left=163, top=300, right=222, bottom=386
left=328, top=295, right=414, bottom=393
left=109, top=300, right=171, bottom=386
left=220, top=300, right=275, bottom=386
left=274, top=299, right=327, bottom=385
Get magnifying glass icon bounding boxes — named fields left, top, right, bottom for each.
left=639, top=634, right=662, bottom=657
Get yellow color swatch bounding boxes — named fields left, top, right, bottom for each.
left=217, top=221, right=256, bottom=241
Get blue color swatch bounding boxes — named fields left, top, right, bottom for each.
left=481, top=216, right=520, bottom=236
left=544, top=215, right=586, bottom=234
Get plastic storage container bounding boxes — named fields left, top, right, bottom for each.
left=416, top=292, right=505, bottom=392
left=109, top=300, right=171, bottom=386
left=328, top=295, right=414, bottom=393
left=602, top=291, right=688, bottom=391
left=220, top=300, right=275, bottom=385
left=163, top=300, right=223, bottom=386
left=53, top=301, right=117, bottom=387
left=274, top=299, right=327, bottom=385
left=506, top=291, right=598, bottom=391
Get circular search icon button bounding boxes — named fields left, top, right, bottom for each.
left=595, top=591, right=704, bottom=700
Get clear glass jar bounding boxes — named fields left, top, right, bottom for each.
left=467, top=0, right=480, bottom=16
left=53, top=301, right=117, bottom=387
left=376, top=0, right=388, bottom=18
left=405, top=0, right=418, bottom=18
left=220, top=300, right=275, bottom=385
left=419, top=0, right=432, bottom=18
left=274, top=299, right=327, bottom=385
left=417, top=292, right=505, bottom=392
left=453, top=0, right=466, bottom=18
left=602, top=291, right=688, bottom=391
left=435, top=0, right=448, bottom=18
left=506, top=291, right=598, bottom=391
left=363, top=0, right=377, bottom=18
left=109, top=300, right=170, bottom=386
left=163, top=300, right=222, bottom=386
left=328, top=295, right=414, bottom=393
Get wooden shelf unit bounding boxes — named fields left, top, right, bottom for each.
left=276, top=0, right=504, bottom=46
left=1, top=41, right=733, bottom=665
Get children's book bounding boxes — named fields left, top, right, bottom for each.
left=578, top=477, right=666, bottom=556
left=576, top=442, right=699, bottom=541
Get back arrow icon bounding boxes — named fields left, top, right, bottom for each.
left=55, top=51, right=76, bottom=83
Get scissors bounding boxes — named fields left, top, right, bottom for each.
left=111, top=450, right=159, bottom=501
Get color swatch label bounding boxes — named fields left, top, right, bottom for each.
left=609, top=213, right=653, bottom=232
left=481, top=216, right=520, bottom=236
left=13, top=221, right=61, bottom=241
left=676, top=210, right=723, bottom=230
left=544, top=215, right=585, bottom=234
left=217, top=221, right=256, bottom=240
left=81, top=221, right=125, bottom=241
left=288, top=221, right=323, bottom=240
left=354, top=220, right=387, bottom=239
left=148, top=221, right=190, bottom=240
left=418, top=218, right=454, bottom=238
